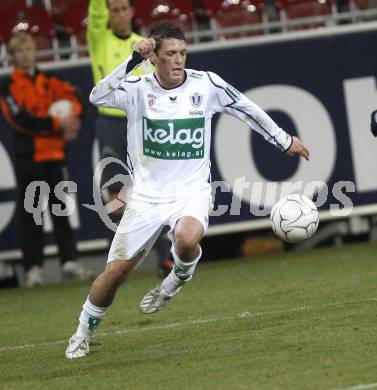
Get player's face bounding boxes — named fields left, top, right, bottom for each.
left=108, top=0, right=134, bottom=36
left=155, top=38, right=187, bottom=89
left=12, top=42, right=37, bottom=74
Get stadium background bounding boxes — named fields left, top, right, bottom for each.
left=2, top=2, right=377, bottom=389
left=0, top=0, right=377, bottom=277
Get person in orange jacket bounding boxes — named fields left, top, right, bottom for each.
left=0, top=32, right=91, bottom=287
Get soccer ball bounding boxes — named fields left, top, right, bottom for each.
left=270, top=194, right=319, bottom=244
left=48, top=99, right=73, bottom=118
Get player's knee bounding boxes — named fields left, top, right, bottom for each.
left=105, top=262, right=131, bottom=286
left=105, top=251, right=144, bottom=286
left=174, top=231, right=198, bottom=258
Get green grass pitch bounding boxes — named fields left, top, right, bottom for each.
left=1, top=241, right=377, bottom=390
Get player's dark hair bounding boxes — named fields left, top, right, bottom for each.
left=149, top=22, right=185, bottom=53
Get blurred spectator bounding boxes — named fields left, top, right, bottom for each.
left=336, top=0, right=351, bottom=13
left=265, top=0, right=282, bottom=33
left=87, top=0, right=173, bottom=276
left=192, top=0, right=213, bottom=42
left=0, top=32, right=92, bottom=287
left=335, top=0, right=351, bottom=25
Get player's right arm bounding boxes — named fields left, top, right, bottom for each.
left=89, top=39, right=155, bottom=109
left=86, top=0, right=108, bottom=53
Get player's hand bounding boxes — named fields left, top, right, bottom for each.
left=60, top=116, right=81, bottom=142
left=134, top=38, right=156, bottom=60
left=286, top=136, right=309, bottom=161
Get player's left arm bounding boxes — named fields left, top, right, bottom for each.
left=208, top=72, right=309, bottom=159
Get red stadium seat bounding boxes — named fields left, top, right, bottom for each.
left=51, top=0, right=88, bottom=57
left=0, top=10, right=14, bottom=44
left=201, top=0, right=266, bottom=39
left=134, top=0, right=195, bottom=35
left=51, top=0, right=88, bottom=27
left=276, top=0, right=333, bottom=30
left=0, top=6, right=57, bottom=61
left=62, top=9, right=88, bottom=47
left=1, top=0, right=27, bottom=8
left=352, top=0, right=369, bottom=8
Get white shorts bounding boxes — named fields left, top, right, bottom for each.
left=107, top=190, right=213, bottom=263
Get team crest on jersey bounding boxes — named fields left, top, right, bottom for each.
left=147, top=94, right=157, bottom=110
left=189, top=92, right=203, bottom=108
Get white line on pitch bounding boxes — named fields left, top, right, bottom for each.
left=333, top=383, right=377, bottom=390
left=0, top=297, right=376, bottom=353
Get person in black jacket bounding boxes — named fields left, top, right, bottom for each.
left=0, top=32, right=92, bottom=287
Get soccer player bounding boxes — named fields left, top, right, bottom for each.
left=65, top=22, right=309, bottom=359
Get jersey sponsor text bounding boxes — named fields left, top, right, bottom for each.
left=143, top=117, right=205, bottom=160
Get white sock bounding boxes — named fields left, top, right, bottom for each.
left=171, top=245, right=202, bottom=281
left=161, top=245, right=202, bottom=296
left=161, top=270, right=185, bottom=297
left=75, top=296, right=106, bottom=338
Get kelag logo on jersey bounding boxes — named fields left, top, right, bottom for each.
left=143, top=117, right=205, bottom=160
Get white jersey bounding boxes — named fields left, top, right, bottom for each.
left=90, top=52, right=292, bottom=203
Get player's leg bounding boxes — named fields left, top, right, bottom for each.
left=66, top=200, right=164, bottom=358
left=65, top=256, right=141, bottom=359
left=139, top=217, right=203, bottom=314
left=140, top=190, right=212, bottom=314
left=165, top=215, right=203, bottom=279
left=88, top=256, right=141, bottom=307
